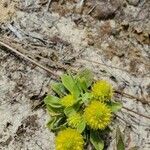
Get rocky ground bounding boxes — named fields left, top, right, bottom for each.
left=0, top=0, right=150, bottom=150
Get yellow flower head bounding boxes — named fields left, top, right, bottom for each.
left=92, top=80, right=113, bottom=101
left=84, top=101, right=112, bottom=130
left=67, top=113, right=82, bottom=128
left=55, top=128, right=84, bottom=150
left=60, top=95, right=76, bottom=107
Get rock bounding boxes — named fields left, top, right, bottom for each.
left=92, top=2, right=116, bottom=20
left=91, top=0, right=121, bottom=20
left=121, top=21, right=129, bottom=30
left=127, top=0, right=140, bottom=6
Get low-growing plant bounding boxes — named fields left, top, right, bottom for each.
left=44, top=69, right=122, bottom=150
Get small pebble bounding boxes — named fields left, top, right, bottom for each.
left=127, top=0, right=140, bottom=6
left=3, top=2, right=8, bottom=8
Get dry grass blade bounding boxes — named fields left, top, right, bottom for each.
left=0, top=40, right=59, bottom=78
left=115, top=91, right=149, bottom=105
left=47, top=0, right=52, bottom=11
left=122, top=106, right=150, bottom=120
left=82, top=58, right=130, bottom=73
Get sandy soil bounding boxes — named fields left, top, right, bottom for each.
left=0, top=0, right=150, bottom=149
left=0, top=0, right=19, bottom=23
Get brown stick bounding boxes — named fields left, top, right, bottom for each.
left=115, top=90, right=148, bottom=104
left=47, top=0, right=52, bottom=11
left=87, top=5, right=96, bottom=15
left=0, top=40, right=59, bottom=77
left=82, top=58, right=130, bottom=73
left=122, top=106, right=150, bottom=120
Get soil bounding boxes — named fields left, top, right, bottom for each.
left=0, top=0, right=18, bottom=22
left=0, top=0, right=150, bottom=150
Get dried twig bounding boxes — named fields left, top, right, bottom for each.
left=35, top=141, right=44, bottom=150
left=115, top=91, right=148, bottom=105
left=7, top=24, right=23, bottom=40
left=0, top=40, right=59, bottom=78
left=82, top=58, right=130, bottom=73
left=115, top=114, right=132, bottom=127
left=122, top=106, right=150, bottom=120
left=47, top=0, right=52, bottom=11
left=87, top=5, right=96, bottom=15
left=0, top=37, right=78, bottom=73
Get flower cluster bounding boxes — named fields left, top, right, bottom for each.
left=56, top=128, right=84, bottom=150
left=44, top=70, right=122, bottom=150
left=60, top=95, right=76, bottom=107
left=92, top=80, right=113, bottom=101
left=84, top=101, right=112, bottom=130
left=67, top=113, right=83, bottom=128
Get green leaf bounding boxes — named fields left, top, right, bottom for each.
left=116, top=126, right=125, bottom=150
left=46, top=105, right=63, bottom=115
left=44, top=95, right=59, bottom=104
left=44, top=95, right=64, bottom=115
left=51, top=82, right=66, bottom=97
left=47, top=117, right=57, bottom=129
left=76, top=69, right=93, bottom=91
left=77, top=69, right=93, bottom=87
left=80, top=92, right=93, bottom=103
left=77, top=120, right=86, bottom=133
left=108, top=102, right=122, bottom=113
left=61, top=74, right=74, bottom=92
left=61, top=74, right=80, bottom=98
left=64, top=106, right=76, bottom=117
left=44, top=95, right=62, bottom=108
left=90, top=130, right=104, bottom=150
left=47, top=116, right=67, bottom=132
left=77, top=78, right=87, bottom=92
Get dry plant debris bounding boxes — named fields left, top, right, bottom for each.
left=0, top=0, right=18, bottom=23
left=0, top=0, right=150, bottom=149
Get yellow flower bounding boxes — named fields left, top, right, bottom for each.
left=60, top=95, right=76, bottom=107
left=92, top=80, right=113, bottom=101
left=55, top=128, right=84, bottom=150
left=67, top=113, right=82, bottom=128
left=84, top=101, right=112, bottom=130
